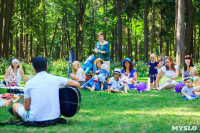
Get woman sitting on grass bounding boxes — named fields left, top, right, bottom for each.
left=80, top=58, right=110, bottom=91
left=156, top=56, right=179, bottom=90
left=4, top=59, right=26, bottom=86
left=70, top=61, right=86, bottom=81
left=182, top=55, right=196, bottom=82
left=121, top=58, right=137, bottom=89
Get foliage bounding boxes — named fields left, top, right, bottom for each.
left=135, top=61, right=148, bottom=77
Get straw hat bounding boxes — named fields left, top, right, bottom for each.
left=94, top=58, right=105, bottom=66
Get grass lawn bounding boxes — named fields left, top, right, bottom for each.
left=0, top=76, right=199, bottom=133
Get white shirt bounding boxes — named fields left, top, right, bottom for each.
left=76, top=68, right=86, bottom=81
left=7, top=66, right=21, bottom=86
left=24, top=71, right=68, bottom=121
left=161, top=65, right=178, bottom=78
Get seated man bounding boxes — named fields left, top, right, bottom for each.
left=10, top=56, right=80, bottom=121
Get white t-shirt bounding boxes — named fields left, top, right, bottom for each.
left=24, top=71, right=68, bottom=121
left=161, top=65, right=178, bottom=78
left=76, top=68, right=86, bottom=81
left=7, top=66, right=21, bottom=86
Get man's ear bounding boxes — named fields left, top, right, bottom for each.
left=33, top=68, right=37, bottom=74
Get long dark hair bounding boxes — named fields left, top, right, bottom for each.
left=123, top=61, right=133, bottom=72
left=184, top=55, right=194, bottom=71
left=165, top=56, right=176, bottom=71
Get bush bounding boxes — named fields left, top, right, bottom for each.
left=135, top=61, right=148, bottom=77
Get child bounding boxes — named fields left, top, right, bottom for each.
left=93, top=64, right=109, bottom=91
left=108, top=68, right=128, bottom=93
left=147, top=53, right=159, bottom=89
left=189, top=68, right=199, bottom=87
left=9, top=73, right=18, bottom=87
left=181, top=77, right=199, bottom=100
left=157, top=57, right=164, bottom=73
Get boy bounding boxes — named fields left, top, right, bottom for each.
left=108, top=68, right=128, bottom=93
left=181, top=77, right=199, bottom=100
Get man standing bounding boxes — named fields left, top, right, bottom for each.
left=11, top=56, right=80, bottom=121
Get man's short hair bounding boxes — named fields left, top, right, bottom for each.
left=32, top=56, right=47, bottom=73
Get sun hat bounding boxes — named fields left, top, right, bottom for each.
left=113, top=68, right=121, bottom=75
left=94, top=58, right=105, bottom=66
left=122, top=58, right=134, bottom=66
left=12, top=59, right=19, bottom=64
left=184, top=77, right=194, bottom=82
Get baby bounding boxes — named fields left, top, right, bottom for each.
left=181, top=77, right=199, bottom=100
left=9, top=73, right=18, bottom=87
left=93, top=64, right=109, bottom=91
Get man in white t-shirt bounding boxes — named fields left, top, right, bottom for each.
left=10, top=56, right=80, bottom=121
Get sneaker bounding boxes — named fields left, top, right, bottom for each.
left=8, top=107, right=14, bottom=116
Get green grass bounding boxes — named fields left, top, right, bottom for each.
left=0, top=76, right=200, bottom=133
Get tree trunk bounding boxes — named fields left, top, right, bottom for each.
left=43, top=0, right=47, bottom=58
left=174, top=0, right=178, bottom=57
left=0, top=0, right=5, bottom=57
left=198, top=26, right=200, bottom=61
left=117, top=0, right=122, bottom=61
left=49, top=18, right=60, bottom=57
left=144, top=0, right=149, bottom=61
left=185, top=0, right=193, bottom=56
left=135, top=28, right=137, bottom=62
left=193, top=26, right=196, bottom=62
left=159, top=10, right=163, bottom=56
left=77, top=0, right=86, bottom=61
left=150, top=2, right=155, bottom=53
left=25, top=34, right=28, bottom=61
left=30, top=32, right=33, bottom=61
left=127, top=17, right=132, bottom=59
left=176, top=0, right=185, bottom=66
left=19, top=1, right=24, bottom=59
left=3, top=0, right=13, bottom=58
left=9, top=25, right=13, bottom=56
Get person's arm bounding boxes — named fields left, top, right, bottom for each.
left=24, top=98, right=31, bottom=111
left=99, top=43, right=110, bottom=54
left=133, top=72, right=137, bottom=81
left=105, top=77, right=109, bottom=84
left=168, top=67, right=179, bottom=83
left=156, top=70, right=164, bottom=89
left=196, top=78, right=200, bottom=86
left=66, top=79, right=80, bottom=88
left=181, top=92, right=190, bottom=97
left=147, top=65, right=150, bottom=70
left=20, top=67, right=27, bottom=83
left=70, top=73, right=79, bottom=81
left=182, top=68, right=184, bottom=81
left=108, top=85, right=111, bottom=93
left=4, top=67, right=11, bottom=86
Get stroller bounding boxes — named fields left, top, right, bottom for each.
left=82, top=54, right=96, bottom=81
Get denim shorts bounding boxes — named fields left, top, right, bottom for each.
left=16, top=105, right=31, bottom=121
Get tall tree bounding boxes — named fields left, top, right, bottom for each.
left=144, top=0, right=149, bottom=61
left=150, top=1, right=155, bottom=53
left=117, top=0, right=122, bottom=61
left=43, top=0, right=47, bottom=58
left=176, top=0, right=185, bottom=66
left=185, top=0, right=193, bottom=56
left=0, top=0, right=5, bottom=57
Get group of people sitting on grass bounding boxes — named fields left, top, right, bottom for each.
left=1, top=54, right=200, bottom=124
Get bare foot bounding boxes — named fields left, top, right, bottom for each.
left=80, top=86, right=84, bottom=89
left=86, top=86, right=94, bottom=92
left=121, top=91, right=124, bottom=93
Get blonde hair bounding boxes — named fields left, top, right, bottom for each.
left=149, top=53, right=156, bottom=60
left=72, top=61, right=82, bottom=75
left=190, top=68, right=198, bottom=76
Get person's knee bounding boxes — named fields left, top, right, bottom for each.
left=13, top=103, right=21, bottom=111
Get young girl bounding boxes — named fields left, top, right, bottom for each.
left=148, top=53, right=159, bottom=89
left=93, top=64, right=109, bottom=91
left=70, top=61, right=86, bottom=81
left=9, top=73, right=18, bottom=87
left=189, top=68, right=199, bottom=87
